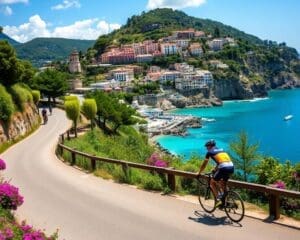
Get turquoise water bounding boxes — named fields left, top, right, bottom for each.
left=156, top=89, right=300, bottom=164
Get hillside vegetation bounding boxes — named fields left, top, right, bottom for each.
left=94, top=8, right=262, bottom=53
left=15, top=38, right=95, bottom=67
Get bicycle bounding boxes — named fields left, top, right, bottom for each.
left=197, top=172, right=245, bottom=223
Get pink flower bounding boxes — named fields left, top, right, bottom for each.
left=273, top=180, right=286, bottom=189
left=0, top=182, right=24, bottom=210
left=154, top=160, right=168, bottom=168
left=0, top=158, right=6, bottom=170
left=23, top=230, right=45, bottom=240
left=147, top=153, right=168, bottom=168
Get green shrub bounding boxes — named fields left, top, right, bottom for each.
left=81, top=99, right=97, bottom=130
left=140, top=173, right=164, bottom=191
left=64, top=95, right=78, bottom=102
left=10, top=84, right=33, bottom=111
left=64, top=100, right=80, bottom=137
left=31, top=90, right=40, bottom=105
left=0, top=84, right=14, bottom=123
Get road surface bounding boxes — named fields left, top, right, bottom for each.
left=2, top=108, right=299, bottom=240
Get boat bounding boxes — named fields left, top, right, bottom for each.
left=202, top=117, right=216, bottom=122
left=284, top=115, right=293, bottom=121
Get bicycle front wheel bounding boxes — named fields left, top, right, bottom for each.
left=224, top=191, right=245, bottom=223
left=198, top=179, right=216, bottom=213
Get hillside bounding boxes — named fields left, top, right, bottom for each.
left=15, top=37, right=95, bottom=67
left=0, top=32, right=20, bottom=46
left=94, top=8, right=300, bottom=97
left=94, top=8, right=263, bottom=53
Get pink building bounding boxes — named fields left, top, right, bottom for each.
left=101, top=48, right=135, bottom=64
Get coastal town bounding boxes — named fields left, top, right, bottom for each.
left=64, top=28, right=233, bottom=137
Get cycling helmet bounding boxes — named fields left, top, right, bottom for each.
left=204, top=139, right=216, bottom=147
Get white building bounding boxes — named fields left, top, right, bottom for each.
left=136, top=54, right=153, bottom=63
left=159, top=71, right=181, bottom=83
left=110, top=68, right=134, bottom=82
left=208, top=38, right=227, bottom=51
left=160, top=43, right=178, bottom=55
left=175, top=39, right=190, bottom=49
left=189, top=42, right=203, bottom=56
left=175, top=70, right=213, bottom=90
left=174, top=63, right=194, bottom=73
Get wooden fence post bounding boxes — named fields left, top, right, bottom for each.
left=61, top=134, right=64, bottom=144
left=167, top=173, right=176, bottom=191
left=91, top=156, right=96, bottom=171
left=67, top=130, right=70, bottom=140
left=122, top=163, right=129, bottom=181
left=269, top=194, right=280, bottom=220
left=59, top=145, right=63, bottom=156
left=71, top=150, right=76, bottom=166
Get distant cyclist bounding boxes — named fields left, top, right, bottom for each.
left=42, top=108, right=48, bottom=124
left=198, top=139, right=234, bottom=206
left=49, top=104, right=52, bottom=115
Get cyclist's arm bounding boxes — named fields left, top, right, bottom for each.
left=198, top=158, right=209, bottom=175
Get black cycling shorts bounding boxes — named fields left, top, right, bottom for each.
left=213, top=166, right=234, bottom=181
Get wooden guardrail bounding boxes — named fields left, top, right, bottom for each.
left=57, top=130, right=300, bottom=220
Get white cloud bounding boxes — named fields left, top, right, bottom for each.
left=0, top=0, right=28, bottom=4
left=3, top=15, right=121, bottom=42
left=3, top=5, right=12, bottom=15
left=3, top=15, right=50, bottom=42
left=53, top=19, right=121, bottom=39
left=147, top=0, right=206, bottom=9
left=51, top=0, right=80, bottom=10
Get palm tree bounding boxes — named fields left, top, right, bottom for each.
left=230, top=131, right=260, bottom=182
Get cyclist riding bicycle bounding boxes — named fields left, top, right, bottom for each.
left=197, top=139, right=234, bottom=206
left=41, top=108, right=48, bottom=124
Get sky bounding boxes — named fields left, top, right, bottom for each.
left=0, top=0, right=299, bottom=51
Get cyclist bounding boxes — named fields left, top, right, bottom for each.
left=197, top=139, right=234, bottom=206
left=41, top=108, right=48, bottom=124
left=49, top=104, right=52, bottom=115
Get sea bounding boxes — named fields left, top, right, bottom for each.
left=156, top=88, right=300, bottom=165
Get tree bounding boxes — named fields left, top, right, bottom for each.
left=214, top=27, right=220, bottom=38
left=31, top=90, right=40, bottom=113
left=81, top=99, right=97, bottom=130
left=94, top=35, right=111, bottom=55
left=111, top=103, right=137, bottom=133
left=64, top=100, right=80, bottom=137
left=229, top=131, right=260, bottom=182
left=88, top=91, right=137, bottom=133
left=19, top=60, right=36, bottom=83
left=31, top=69, right=68, bottom=103
left=0, top=41, right=22, bottom=86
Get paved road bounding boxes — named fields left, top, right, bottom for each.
left=1, top=109, right=299, bottom=240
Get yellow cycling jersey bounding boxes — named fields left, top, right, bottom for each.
left=206, top=147, right=232, bottom=164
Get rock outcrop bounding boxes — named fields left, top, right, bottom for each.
left=213, top=78, right=268, bottom=100
left=0, top=104, right=40, bottom=144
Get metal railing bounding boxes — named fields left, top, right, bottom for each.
left=57, top=130, right=300, bottom=220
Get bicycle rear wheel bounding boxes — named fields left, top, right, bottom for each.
left=198, top=179, right=216, bottom=213
left=224, top=191, right=245, bottom=223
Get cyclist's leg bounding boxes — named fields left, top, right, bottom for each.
left=211, top=169, right=222, bottom=198
left=219, top=166, right=234, bottom=195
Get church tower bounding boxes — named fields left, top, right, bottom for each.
left=68, top=50, right=82, bottom=73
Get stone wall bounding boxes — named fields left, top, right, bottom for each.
left=0, top=104, right=40, bottom=144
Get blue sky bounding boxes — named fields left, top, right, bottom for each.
left=0, top=0, right=299, bottom=51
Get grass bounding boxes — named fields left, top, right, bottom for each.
left=0, top=119, right=41, bottom=154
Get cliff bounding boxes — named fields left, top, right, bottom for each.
left=0, top=104, right=40, bottom=145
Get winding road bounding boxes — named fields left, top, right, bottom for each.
left=1, top=109, right=299, bottom=240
